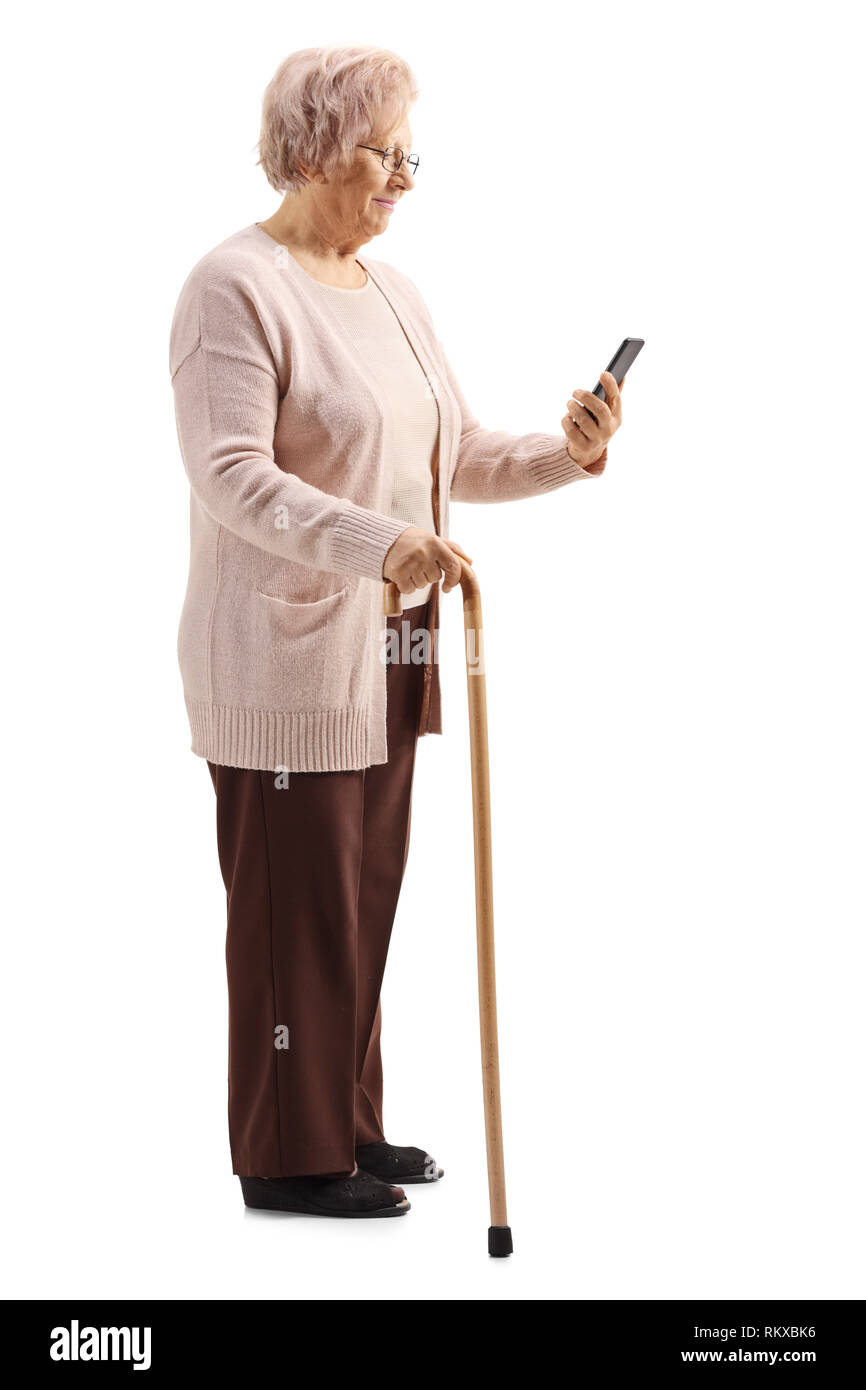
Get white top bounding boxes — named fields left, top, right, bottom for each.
left=306, top=271, right=440, bottom=609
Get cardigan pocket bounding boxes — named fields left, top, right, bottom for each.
left=254, top=584, right=351, bottom=636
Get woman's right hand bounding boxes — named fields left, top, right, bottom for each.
left=382, top=526, right=473, bottom=595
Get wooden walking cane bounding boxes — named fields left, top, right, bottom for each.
left=384, top=566, right=513, bottom=1257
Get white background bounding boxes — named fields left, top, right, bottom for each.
left=2, top=0, right=863, bottom=1301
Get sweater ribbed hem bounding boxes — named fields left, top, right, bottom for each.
left=329, top=501, right=414, bottom=581
left=187, top=699, right=378, bottom=772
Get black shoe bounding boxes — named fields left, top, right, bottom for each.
left=239, top=1169, right=410, bottom=1218
left=355, top=1140, right=444, bottom=1185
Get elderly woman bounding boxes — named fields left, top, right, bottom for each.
left=169, top=43, right=622, bottom=1221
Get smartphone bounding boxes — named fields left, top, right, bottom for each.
left=584, top=337, right=644, bottom=422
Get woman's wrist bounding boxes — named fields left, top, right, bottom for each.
left=567, top=443, right=608, bottom=472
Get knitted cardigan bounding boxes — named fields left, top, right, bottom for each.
left=169, top=222, right=606, bottom=772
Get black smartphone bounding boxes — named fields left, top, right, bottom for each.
left=584, top=337, right=644, bottom=422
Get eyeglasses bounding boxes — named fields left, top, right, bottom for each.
left=356, top=144, right=420, bottom=176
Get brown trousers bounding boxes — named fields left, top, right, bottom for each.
left=207, top=599, right=431, bottom=1178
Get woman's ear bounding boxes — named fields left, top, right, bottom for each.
left=296, top=160, right=326, bottom=185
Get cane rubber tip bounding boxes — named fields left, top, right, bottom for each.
left=488, top=1225, right=513, bottom=1258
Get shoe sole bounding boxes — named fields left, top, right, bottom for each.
left=358, top=1166, right=444, bottom=1186
left=240, top=1177, right=410, bottom=1218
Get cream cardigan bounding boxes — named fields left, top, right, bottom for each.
left=169, top=222, right=606, bottom=772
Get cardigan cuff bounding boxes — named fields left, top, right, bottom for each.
left=329, top=502, right=415, bottom=582
left=526, top=443, right=607, bottom=492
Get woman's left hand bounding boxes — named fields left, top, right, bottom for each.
left=562, top=370, right=624, bottom=469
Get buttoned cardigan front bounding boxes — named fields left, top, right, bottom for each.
left=169, top=222, right=605, bottom=773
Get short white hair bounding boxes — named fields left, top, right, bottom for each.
left=257, top=43, right=418, bottom=193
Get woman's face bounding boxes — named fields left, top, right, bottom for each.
left=314, top=111, right=415, bottom=246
